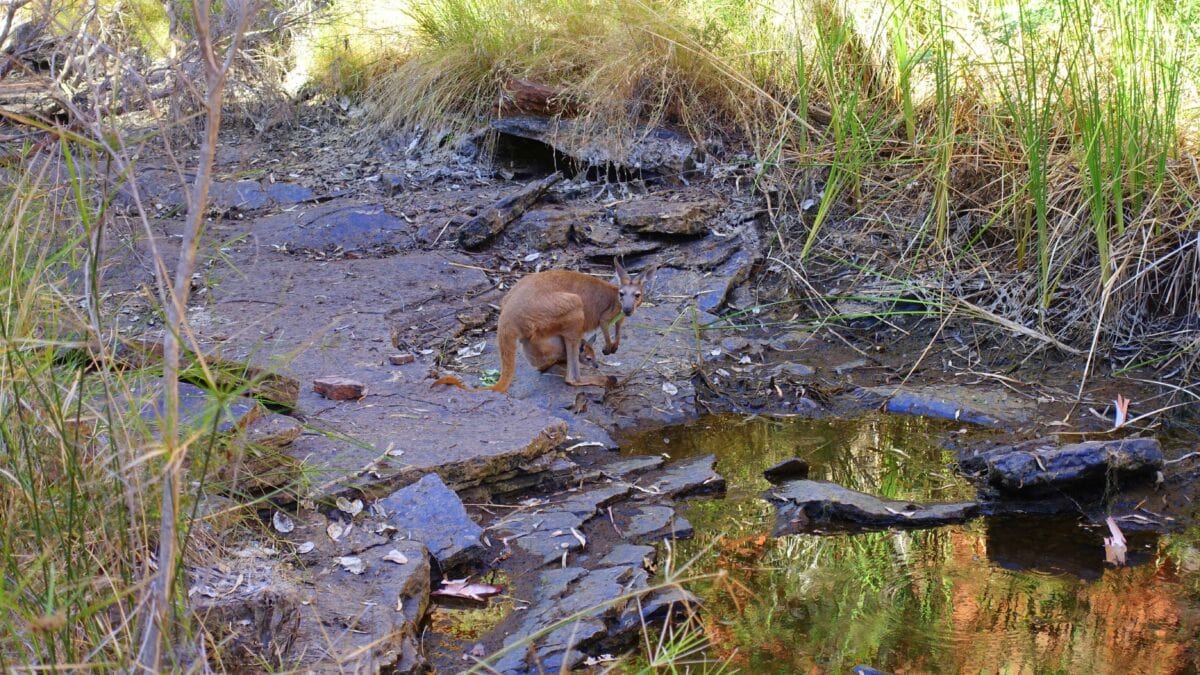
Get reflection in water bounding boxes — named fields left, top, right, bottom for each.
left=620, top=414, right=1200, bottom=674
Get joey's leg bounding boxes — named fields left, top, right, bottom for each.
left=563, top=335, right=613, bottom=387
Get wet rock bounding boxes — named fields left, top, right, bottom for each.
left=961, top=437, right=1163, bottom=496
left=491, top=564, right=658, bottom=674
left=496, top=483, right=632, bottom=565
left=640, top=454, right=726, bottom=499
left=866, top=383, right=1037, bottom=429
left=625, top=505, right=693, bottom=542
left=767, top=480, right=979, bottom=534
left=290, top=540, right=432, bottom=673
left=491, top=116, right=700, bottom=175
left=598, top=455, right=664, bottom=479
left=313, top=376, right=366, bottom=400
left=598, top=544, right=657, bottom=569
left=610, top=586, right=701, bottom=641
left=190, top=561, right=301, bottom=671
left=763, top=457, right=810, bottom=484
left=253, top=202, right=410, bottom=255
left=614, top=198, right=719, bottom=236
left=378, top=473, right=484, bottom=570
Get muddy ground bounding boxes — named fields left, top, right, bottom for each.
left=86, top=111, right=1200, bottom=672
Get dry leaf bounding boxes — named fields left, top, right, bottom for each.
left=272, top=511, right=295, bottom=533
left=336, top=556, right=365, bottom=574
left=327, top=522, right=345, bottom=541
left=661, top=382, right=679, bottom=396
left=1113, top=394, right=1131, bottom=429
left=296, top=541, right=315, bottom=554
left=1104, top=516, right=1128, bottom=566
left=431, top=578, right=503, bottom=602
left=383, top=549, right=409, bottom=565
left=336, top=497, right=364, bottom=517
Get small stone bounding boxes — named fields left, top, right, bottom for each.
left=388, top=353, right=415, bottom=366
left=313, top=376, right=366, bottom=400
left=773, top=362, right=815, bottom=379
left=763, top=458, right=810, bottom=484
left=834, top=359, right=868, bottom=375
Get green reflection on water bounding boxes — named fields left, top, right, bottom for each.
left=620, top=414, right=1200, bottom=674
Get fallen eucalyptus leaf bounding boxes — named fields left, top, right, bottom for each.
left=431, top=578, right=503, bottom=602
left=336, top=497, right=364, bottom=516
left=272, top=511, right=294, bottom=533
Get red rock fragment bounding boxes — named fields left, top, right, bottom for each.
left=313, top=376, right=366, bottom=400
left=388, top=353, right=416, bottom=366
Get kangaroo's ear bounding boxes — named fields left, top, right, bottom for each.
left=613, top=257, right=631, bottom=285
left=585, top=334, right=597, bottom=345
left=637, top=265, right=656, bottom=287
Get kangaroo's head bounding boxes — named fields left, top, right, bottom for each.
left=613, top=259, right=656, bottom=317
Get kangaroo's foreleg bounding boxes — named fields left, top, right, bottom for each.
left=601, top=316, right=625, bottom=355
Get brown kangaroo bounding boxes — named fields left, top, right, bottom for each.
left=434, top=261, right=654, bottom=392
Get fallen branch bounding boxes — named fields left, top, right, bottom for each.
left=458, top=171, right=563, bottom=249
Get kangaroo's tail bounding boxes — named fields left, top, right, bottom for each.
left=488, top=319, right=518, bottom=392
left=430, top=319, right=518, bottom=393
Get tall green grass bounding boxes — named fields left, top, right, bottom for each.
left=0, top=144, right=260, bottom=668
left=319, top=0, right=1200, bottom=366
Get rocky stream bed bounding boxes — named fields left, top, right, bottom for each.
left=84, top=116, right=1200, bottom=672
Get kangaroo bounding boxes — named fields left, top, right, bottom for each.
left=434, top=260, right=654, bottom=393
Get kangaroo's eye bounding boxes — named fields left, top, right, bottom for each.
left=635, top=292, right=642, bottom=298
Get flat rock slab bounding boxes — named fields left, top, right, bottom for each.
left=494, top=483, right=632, bottom=565
left=639, top=454, right=726, bottom=499
left=121, top=169, right=316, bottom=214
left=614, top=198, right=720, bottom=236
left=596, top=544, right=657, bottom=569
left=125, top=379, right=260, bottom=439
left=200, top=252, right=572, bottom=500
left=487, top=564, right=657, bottom=674
left=624, top=505, right=693, bottom=543
left=766, top=480, right=979, bottom=534
left=252, top=201, right=412, bottom=255
left=864, top=383, right=1037, bottom=430
left=960, top=437, right=1163, bottom=496
left=377, top=473, right=484, bottom=570
left=289, top=540, right=431, bottom=673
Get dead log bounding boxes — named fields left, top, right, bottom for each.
left=494, top=78, right=577, bottom=118
left=458, top=171, right=563, bottom=249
